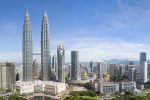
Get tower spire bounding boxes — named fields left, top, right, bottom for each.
left=25, top=9, right=29, bottom=17
left=44, top=10, right=47, bottom=17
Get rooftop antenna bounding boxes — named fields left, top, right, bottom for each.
left=43, top=0, right=47, bottom=14
left=26, top=0, right=30, bottom=15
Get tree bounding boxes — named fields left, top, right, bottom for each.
left=8, top=94, right=27, bottom=100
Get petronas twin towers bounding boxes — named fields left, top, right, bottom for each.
left=23, top=11, right=51, bottom=81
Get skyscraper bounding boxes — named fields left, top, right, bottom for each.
left=90, top=61, right=93, bottom=73
left=140, top=61, right=148, bottom=83
left=22, top=11, right=33, bottom=81
left=139, top=52, right=148, bottom=83
left=140, top=52, right=146, bottom=61
left=57, top=45, right=65, bottom=83
left=71, top=51, right=80, bottom=80
left=41, top=12, right=51, bottom=81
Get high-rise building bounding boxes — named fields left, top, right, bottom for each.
left=71, top=51, right=80, bottom=80
left=33, top=59, right=39, bottom=80
left=139, top=52, right=148, bottom=83
left=119, top=64, right=125, bottom=76
left=68, top=64, right=71, bottom=79
left=52, top=55, right=57, bottom=72
left=128, top=67, right=136, bottom=81
left=57, top=45, right=65, bottom=83
left=90, top=61, right=93, bottom=73
left=0, top=62, right=16, bottom=90
left=52, top=55, right=57, bottom=80
left=148, top=64, right=150, bottom=81
left=41, top=12, right=51, bottom=81
left=109, top=64, right=120, bottom=77
left=140, top=61, right=148, bottom=83
left=22, top=11, right=33, bottom=81
left=140, top=52, right=146, bottom=62
left=97, top=61, right=107, bottom=79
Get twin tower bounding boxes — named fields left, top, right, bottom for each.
left=23, top=11, right=50, bottom=81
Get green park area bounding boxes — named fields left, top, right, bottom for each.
left=65, top=90, right=99, bottom=100
left=0, top=94, right=26, bottom=100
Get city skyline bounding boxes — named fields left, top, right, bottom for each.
left=1, top=0, right=150, bottom=62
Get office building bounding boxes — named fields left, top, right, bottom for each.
left=68, top=64, right=71, bottom=79
left=71, top=51, right=80, bottom=80
left=16, top=80, right=66, bottom=95
left=57, top=45, right=65, bottom=83
left=97, top=61, right=107, bottom=79
left=140, top=52, right=146, bottom=61
left=0, top=62, right=16, bottom=90
left=128, top=67, right=136, bottom=81
left=41, top=12, right=51, bottom=81
left=92, top=81, right=136, bottom=94
left=90, top=61, right=93, bottom=73
left=109, top=64, right=120, bottom=77
left=93, top=82, right=119, bottom=95
left=33, top=59, right=40, bottom=80
left=119, top=64, right=125, bottom=76
left=139, top=52, right=148, bottom=83
left=52, top=55, right=57, bottom=73
left=120, top=81, right=136, bottom=92
left=148, top=64, right=150, bottom=81
left=139, top=61, right=148, bottom=83
left=22, top=11, right=33, bottom=81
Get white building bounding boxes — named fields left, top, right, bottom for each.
left=139, top=61, right=148, bottom=83
left=96, top=82, right=119, bottom=95
left=92, top=81, right=136, bottom=94
left=97, top=61, right=107, bottom=79
left=128, top=67, right=136, bottom=81
left=119, top=64, right=125, bottom=75
left=15, top=80, right=66, bottom=95
left=16, top=82, right=34, bottom=95
left=120, top=81, right=136, bottom=92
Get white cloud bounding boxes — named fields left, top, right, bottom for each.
left=54, top=37, right=150, bottom=62
left=0, top=37, right=149, bottom=63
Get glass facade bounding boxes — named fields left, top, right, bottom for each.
left=41, top=12, right=51, bottom=81
left=57, top=45, right=65, bottom=83
left=71, top=51, right=80, bottom=80
left=23, top=12, right=33, bottom=81
left=140, top=52, right=146, bottom=61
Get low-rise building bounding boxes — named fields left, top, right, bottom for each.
left=15, top=80, right=66, bottom=95
left=16, top=82, right=34, bottom=95
left=99, top=82, right=119, bottom=95
left=92, top=81, right=136, bottom=94
left=120, top=81, right=136, bottom=92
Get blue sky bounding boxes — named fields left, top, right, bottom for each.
left=0, top=0, right=150, bottom=62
